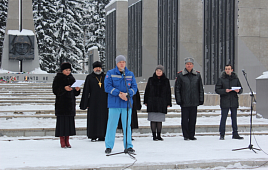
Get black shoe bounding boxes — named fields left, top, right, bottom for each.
left=232, top=135, right=244, bottom=140
left=132, top=138, right=135, bottom=141
left=184, top=137, right=189, bottom=141
left=98, top=138, right=105, bottom=141
left=127, top=147, right=135, bottom=153
left=220, top=135, right=224, bottom=140
left=189, top=137, right=197, bottom=140
left=157, top=136, right=164, bottom=141
left=91, top=138, right=97, bottom=142
left=153, top=137, right=158, bottom=141
left=105, top=148, right=111, bottom=154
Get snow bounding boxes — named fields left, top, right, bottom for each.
left=106, top=8, right=116, bottom=16
left=0, top=135, right=268, bottom=169
left=256, top=71, right=268, bottom=79
left=8, top=29, right=35, bottom=35
left=0, top=68, right=48, bottom=74
left=88, top=46, right=98, bottom=51
left=105, top=0, right=128, bottom=9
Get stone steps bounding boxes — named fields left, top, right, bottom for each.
left=1, top=124, right=267, bottom=137
left=0, top=112, right=256, bottom=119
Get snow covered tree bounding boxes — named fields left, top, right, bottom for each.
left=33, top=0, right=58, bottom=73
left=0, top=0, right=8, bottom=64
left=53, top=0, right=85, bottom=73
left=84, top=0, right=110, bottom=71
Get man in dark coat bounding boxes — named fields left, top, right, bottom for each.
left=80, top=61, right=108, bottom=142
left=175, top=57, right=204, bottom=141
left=215, top=64, right=244, bottom=140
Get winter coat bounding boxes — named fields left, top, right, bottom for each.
left=144, top=73, right=172, bottom=114
left=52, top=73, right=80, bottom=116
left=215, top=72, right=243, bottom=108
left=118, top=89, right=142, bottom=129
left=104, top=66, right=137, bottom=108
left=175, top=68, right=204, bottom=107
left=79, top=72, right=108, bottom=138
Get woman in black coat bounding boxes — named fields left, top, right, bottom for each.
left=144, top=65, right=172, bottom=141
left=52, top=62, right=80, bottom=148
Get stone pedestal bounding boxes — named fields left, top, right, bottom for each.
left=256, top=72, right=268, bottom=119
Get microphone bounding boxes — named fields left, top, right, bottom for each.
left=242, top=69, right=246, bottom=75
left=122, top=69, right=125, bottom=76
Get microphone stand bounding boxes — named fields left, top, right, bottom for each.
left=232, top=70, right=261, bottom=153
left=107, top=70, right=136, bottom=159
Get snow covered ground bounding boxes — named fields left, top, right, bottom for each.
left=0, top=135, right=268, bottom=170
left=1, top=95, right=268, bottom=169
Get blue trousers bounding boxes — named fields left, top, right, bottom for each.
left=105, top=108, right=133, bottom=149
left=219, top=107, right=238, bottom=136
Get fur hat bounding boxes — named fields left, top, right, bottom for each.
left=155, top=65, right=164, bottom=72
left=185, top=57, right=194, bottom=64
left=61, top=62, right=72, bottom=71
left=93, top=61, right=102, bottom=69
left=115, top=55, right=126, bottom=64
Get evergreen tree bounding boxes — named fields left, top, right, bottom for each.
left=0, top=0, right=8, bottom=64
left=53, top=0, right=85, bottom=73
left=85, top=0, right=110, bottom=71
left=33, top=0, right=58, bottom=73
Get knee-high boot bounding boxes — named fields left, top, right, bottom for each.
left=60, top=136, right=66, bottom=148
left=65, top=136, right=71, bottom=148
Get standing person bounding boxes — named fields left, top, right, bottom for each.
left=52, top=62, right=80, bottom=148
left=175, top=58, right=204, bottom=141
left=80, top=61, right=108, bottom=142
left=144, top=65, right=172, bottom=141
left=104, top=55, right=137, bottom=154
left=215, top=64, right=244, bottom=140
left=118, top=89, right=142, bottom=140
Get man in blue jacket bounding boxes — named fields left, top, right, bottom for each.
left=104, top=55, right=137, bottom=154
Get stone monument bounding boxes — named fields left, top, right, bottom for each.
left=1, top=0, right=39, bottom=72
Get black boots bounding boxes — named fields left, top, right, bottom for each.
left=157, top=132, right=164, bottom=141
left=232, top=134, right=244, bottom=140
left=153, top=132, right=157, bottom=141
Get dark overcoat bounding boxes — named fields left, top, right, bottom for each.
left=79, top=72, right=108, bottom=138
left=144, top=73, right=172, bottom=114
left=52, top=73, right=80, bottom=116
left=215, top=72, right=243, bottom=108
left=118, top=89, right=142, bottom=129
left=174, top=68, right=204, bottom=107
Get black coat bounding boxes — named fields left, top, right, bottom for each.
left=79, top=72, right=108, bottom=138
left=52, top=73, right=80, bottom=116
left=215, top=72, right=243, bottom=108
left=144, top=73, right=172, bottom=114
left=118, top=89, right=142, bottom=129
left=175, top=68, right=204, bottom=107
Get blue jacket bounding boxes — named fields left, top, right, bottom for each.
left=104, top=66, right=137, bottom=108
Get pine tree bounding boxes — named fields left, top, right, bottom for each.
left=85, top=0, right=110, bottom=71
left=0, top=0, right=8, bottom=64
left=33, top=0, right=58, bottom=73
left=53, top=0, right=85, bottom=73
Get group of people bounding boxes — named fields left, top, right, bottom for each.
left=52, top=55, right=244, bottom=154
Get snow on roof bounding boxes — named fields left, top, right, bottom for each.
left=88, top=46, right=98, bottom=51
left=105, top=0, right=128, bottom=9
left=106, top=8, right=116, bottom=16
left=256, top=71, right=268, bottom=79
left=8, top=29, right=35, bottom=36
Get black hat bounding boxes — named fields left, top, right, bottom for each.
left=61, top=62, right=72, bottom=71
left=93, top=61, right=102, bottom=69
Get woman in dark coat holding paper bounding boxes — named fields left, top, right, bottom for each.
left=52, top=62, right=80, bottom=148
left=144, top=65, right=172, bottom=141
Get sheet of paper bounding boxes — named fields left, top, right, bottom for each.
left=71, top=80, right=85, bottom=87
left=231, top=87, right=241, bottom=90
